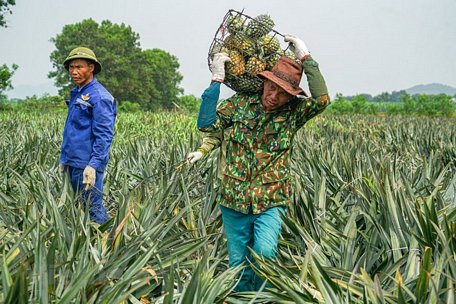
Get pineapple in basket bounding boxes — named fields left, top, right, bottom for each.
left=265, top=53, right=280, bottom=70
left=259, top=34, right=280, bottom=55
left=232, top=75, right=264, bottom=93
left=245, top=56, right=266, bottom=76
left=245, top=14, right=275, bottom=39
left=226, top=50, right=245, bottom=76
left=282, top=49, right=302, bottom=64
left=226, top=15, right=245, bottom=34
left=229, top=33, right=256, bottom=56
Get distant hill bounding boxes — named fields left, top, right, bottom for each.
left=405, top=83, right=456, bottom=96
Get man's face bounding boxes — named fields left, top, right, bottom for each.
left=68, top=59, right=94, bottom=87
left=261, top=79, right=293, bottom=111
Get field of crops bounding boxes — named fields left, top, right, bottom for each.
left=1, top=111, right=455, bottom=303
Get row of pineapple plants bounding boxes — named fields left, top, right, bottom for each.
left=1, top=111, right=456, bottom=302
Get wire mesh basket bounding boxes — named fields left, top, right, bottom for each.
left=208, top=9, right=298, bottom=94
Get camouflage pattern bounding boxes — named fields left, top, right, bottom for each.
left=200, top=92, right=330, bottom=214
left=198, top=127, right=231, bottom=179
left=199, top=57, right=330, bottom=214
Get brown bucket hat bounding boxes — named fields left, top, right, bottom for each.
left=258, top=56, right=306, bottom=96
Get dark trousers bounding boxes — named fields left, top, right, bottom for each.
left=68, top=166, right=110, bottom=224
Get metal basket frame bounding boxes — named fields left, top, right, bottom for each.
left=207, top=9, right=291, bottom=92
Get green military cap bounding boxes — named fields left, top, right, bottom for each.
left=63, top=47, right=102, bottom=74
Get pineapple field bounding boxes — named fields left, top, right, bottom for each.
left=1, top=111, right=456, bottom=303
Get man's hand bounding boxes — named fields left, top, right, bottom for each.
left=59, top=163, right=66, bottom=176
left=83, top=165, right=96, bottom=190
left=284, top=34, right=310, bottom=61
left=210, top=53, right=231, bottom=82
left=187, top=151, right=203, bottom=164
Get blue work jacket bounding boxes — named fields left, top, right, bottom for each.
left=60, top=78, right=116, bottom=172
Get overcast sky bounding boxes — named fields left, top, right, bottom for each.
left=1, top=0, right=455, bottom=99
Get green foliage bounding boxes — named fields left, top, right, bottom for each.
left=327, top=92, right=456, bottom=116
left=0, top=94, right=66, bottom=112
left=0, top=63, right=18, bottom=100
left=1, top=112, right=456, bottom=302
left=118, top=100, right=141, bottom=113
left=0, top=0, right=15, bottom=27
left=177, top=94, right=201, bottom=113
left=372, top=90, right=409, bottom=103
left=142, top=49, right=184, bottom=110
left=48, top=19, right=183, bottom=110
left=1, top=2, right=18, bottom=100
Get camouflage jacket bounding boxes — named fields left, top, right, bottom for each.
left=198, top=57, right=330, bottom=214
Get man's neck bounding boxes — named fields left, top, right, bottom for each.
left=77, top=76, right=94, bottom=89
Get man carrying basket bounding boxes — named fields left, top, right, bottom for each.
left=197, top=34, right=330, bottom=291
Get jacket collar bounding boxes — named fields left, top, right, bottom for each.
left=71, top=77, right=98, bottom=93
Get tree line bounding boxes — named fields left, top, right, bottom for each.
left=327, top=92, right=456, bottom=116
left=1, top=4, right=455, bottom=115
left=1, top=12, right=197, bottom=111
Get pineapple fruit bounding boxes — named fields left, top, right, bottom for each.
left=259, top=35, right=280, bottom=55
left=226, top=51, right=245, bottom=76
left=232, top=75, right=263, bottom=93
left=226, top=15, right=245, bottom=34
left=282, top=49, right=301, bottom=64
left=245, top=56, right=266, bottom=76
left=265, top=53, right=280, bottom=70
left=210, top=12, right=296, bottom=93
left=245, top=14, right=275, bottom=39
left=230, top=33, right=256, bottom=56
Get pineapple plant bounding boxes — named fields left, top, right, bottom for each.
left=245, top=56, right=266, bottom=76
left=4, top=105, right=456, bottom=303
left=245, top=14, right=275, bottom=39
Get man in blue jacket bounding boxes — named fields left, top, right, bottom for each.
left=59, top=47, right=117, bottom=224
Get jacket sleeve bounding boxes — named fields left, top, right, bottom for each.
left=294, top=56, right=330, bottom=129
left=197, top=81, right=235, bottom=132
left=197, top=81, right=221, bottom=130
left=88, top=96, right=116, bottom=170
left=198, top=131, right=223, bottom=156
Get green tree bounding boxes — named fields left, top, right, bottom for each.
left=143, top=49, right=183, bottom=110
left=326, top=93, right=352, bottom=114
left=0, top=63, right=17, bottom=101
left=0, top=0, right=15, bottom=27
left=1, top=0, right=17, bottom=102
left=177, top=94, right=200, bottom=113
left=48, top=19, right=183, bottom=110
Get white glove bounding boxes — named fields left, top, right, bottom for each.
left=210, top=53, right=231, bottom=82
left=59, top=163, right=66, bottom=176
left=83, top=165, right=96, bottom=190
left=284, top=34, right=310, bottom=60
left=187, top=151, right=203, bottom=164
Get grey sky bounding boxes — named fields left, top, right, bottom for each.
left=1, top=0, right=455, bottom=99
